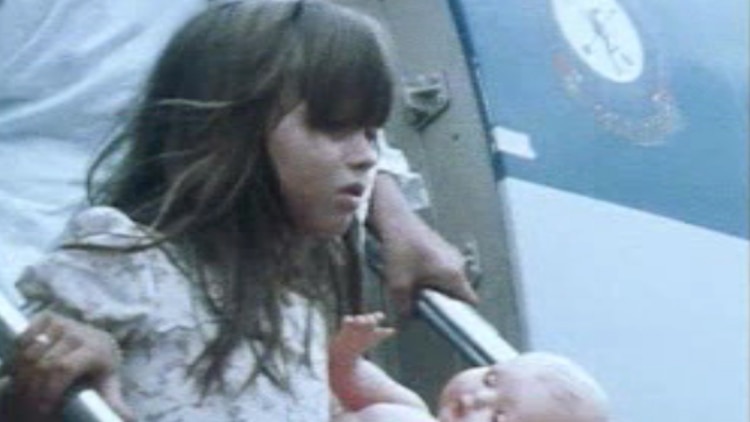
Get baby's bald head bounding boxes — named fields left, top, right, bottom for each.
left=498, top=352, right=609, bottom=422
left=437, top=352, right=609, bottom=422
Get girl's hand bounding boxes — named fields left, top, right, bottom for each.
left=11, top=312, right=134, bottom=421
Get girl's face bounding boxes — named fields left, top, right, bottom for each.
left=268, top=104, right=378, bottom=237
left=437, top=364, right=560, bottom=422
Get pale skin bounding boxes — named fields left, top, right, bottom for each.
left=330, top=313, right=609, bottom=422
left=6, top=104, right=477, bottom=420
left=329, top=313, right=435, bottom=422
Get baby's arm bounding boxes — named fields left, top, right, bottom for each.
left=329, top=313, right=429, bottom=413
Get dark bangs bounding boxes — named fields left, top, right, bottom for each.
left=294, top=2, right=395, bottom=131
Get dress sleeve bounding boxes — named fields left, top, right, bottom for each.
left=375, top=131, right=431, bottom=211
left=15, top=207, right=157, bottom=342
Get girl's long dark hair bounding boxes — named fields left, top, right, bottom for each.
left=84, top=0, right=395, bottom=394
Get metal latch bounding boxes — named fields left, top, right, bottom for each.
left=403, top=72, right=450, bottom=131
left=462, top=239, right=483, bottom=289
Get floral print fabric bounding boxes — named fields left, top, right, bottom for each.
left=17, top=206, right=331, bottom=422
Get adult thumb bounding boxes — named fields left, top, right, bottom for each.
left=96, top=376, right=136, bottom=422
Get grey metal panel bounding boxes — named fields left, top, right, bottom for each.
left=341, top=0, right=527, bottom=407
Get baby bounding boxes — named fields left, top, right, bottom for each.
left=330, top=313, right=609, bottom=422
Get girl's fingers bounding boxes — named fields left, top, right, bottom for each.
left=363, top=314, right=376, bottom=325
left=362, top=312, right=387, bottom=328
left=355, top=315, right=369, bottom=325
left=342, top=312, right=390, bottom=330
left=374, top=327, right=395, bottom=340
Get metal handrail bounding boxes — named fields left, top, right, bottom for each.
left=416, top=289, right=519, bottom=365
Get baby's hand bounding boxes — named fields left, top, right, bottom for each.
left=330, top=312, right=395, bottom=360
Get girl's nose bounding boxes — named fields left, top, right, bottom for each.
left=345, top=130, right=378, bottom=172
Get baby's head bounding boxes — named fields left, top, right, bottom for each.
left=437, top=352, right=609, bottom=422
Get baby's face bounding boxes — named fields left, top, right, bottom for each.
left=436, top=363, right=558, bottom=422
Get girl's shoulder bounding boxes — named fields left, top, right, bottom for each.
left=59, top=205, right=154, bottom=248
left=16, top=206, right=181, bottom=340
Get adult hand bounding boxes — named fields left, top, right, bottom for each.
left=369, top=173, right=479, bottom=315
left=380, top=220, right=479, bottom=315
left=11, top=312, right=134, bottom=421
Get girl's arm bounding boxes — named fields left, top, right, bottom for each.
left=329, top=313, right=429, bottom=413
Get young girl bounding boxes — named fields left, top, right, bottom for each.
left=3, top=1, right=475, bottom=420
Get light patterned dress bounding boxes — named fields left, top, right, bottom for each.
left=16, top=206, right=331, bottom=422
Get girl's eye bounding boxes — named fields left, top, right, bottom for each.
left=483, top=369, right=499, bottom=387
left=364, top=127, right=378, bottom=142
